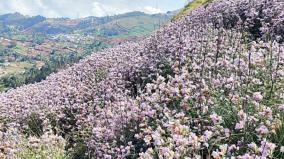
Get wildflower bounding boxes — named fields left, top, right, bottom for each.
left=212, top=79, right=221, bottom=87
left=144, top=135, right=152, bottom=145
left=231, top=95, right=240, bottom=104
left=210, top=113, right=222, bottom=125
left=152, top=131, right=163, bottom=146
left=259, top=107, right=272, bottom=120
left=252, top=92, right=263, bottom=102
left=280, top=146, right=284, bottom=153
left=235, top=120, right=245, bottom=130
left=219, top=144, right=228, bottom=155
left=278, top=104, right=284, bottom=113
left=228, top=144, right=238, bottom=153
left=237, top=153, right=254, bottom=159
left=103, top=154, right=112, bottom=159
left=248, top=142, right=258, bottom=152
left=161, top=147, right=174, bottom=158
left=259, top=140, right=276, bottom=157
left=238, top=110, right=247, bottom=118
left=212, top=151, right=221, bottom=159
left=204, top=130, right=213, bottom=141
left=255, top=125, right=269, bottom=136
left=139, top=148, right=155, bottom=159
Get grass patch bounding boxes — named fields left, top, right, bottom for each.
left=0, top=62, right=33, bottom=77
left=172, top=0, right=211, bottom=21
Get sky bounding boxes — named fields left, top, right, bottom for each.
left=0, top=0, right=189, bottom=18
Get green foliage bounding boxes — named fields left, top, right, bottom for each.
left=1, top=74, right=26, bottom=88
left=24, top=113, right=44, bottom=137
left=67, top=142, right=89, bottom=159
left=172, top=0, right=211, bottom=21
left=15, top=134, right=66, bottom=159
left=272, top=115, right=284, bottom=158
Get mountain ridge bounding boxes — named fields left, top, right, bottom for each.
left=0, top=11, right=174, bottom=35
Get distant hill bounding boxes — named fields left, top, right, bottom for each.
left=0, top=13, right=46, bottom=30
left=0, top=11, right=173, bottom=36
left=0, top=12, right=26, bottom=22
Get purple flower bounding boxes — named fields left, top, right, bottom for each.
left=279, top=104, right=284, bottom=113
left=252, top=92, right=263, bottom=102
left=281, top=146, right=284, bottom=153
left=210, top=113, right=222, bottom=125
left=235, top=120, right=245, bottom=130
left=256, top=125, right=269, bottom=135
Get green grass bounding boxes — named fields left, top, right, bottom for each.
left=172, top=0, right=211, bottom=21
left=0, top=62, right=33, bottom=77
left=13, top=43, right=30, bottom=56
left=0, top=84, right=6, bottom=92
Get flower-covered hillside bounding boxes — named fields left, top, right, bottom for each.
left=1, top=0, right=284, bottom=158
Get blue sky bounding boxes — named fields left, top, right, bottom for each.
left=0, top=0, right=189, bottom=18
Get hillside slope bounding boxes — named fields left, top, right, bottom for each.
left=0, top=0, right=284, bottom=158
left=172, top=0, right=210, bottom=20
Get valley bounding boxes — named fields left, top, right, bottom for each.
left=0, top=11, right=173, bottom=91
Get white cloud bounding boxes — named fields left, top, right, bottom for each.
left=0, top=0, right=187, bottom=18
left=143, top=6, right=162, bottom=14
left=92, top=2, right=106, bottom=17
left=91, top=1, right=130, bottom=17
